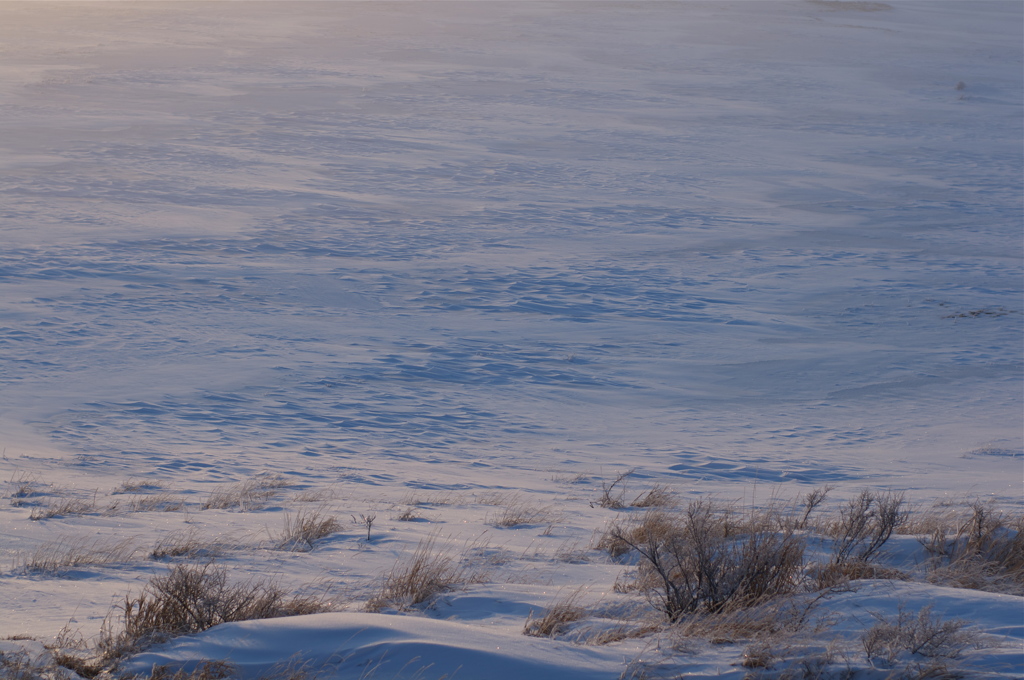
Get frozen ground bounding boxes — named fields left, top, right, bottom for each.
left=0, top=1, right=1020, bottom=678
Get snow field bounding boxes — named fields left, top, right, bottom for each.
left=0, top=1, right=1021, bottom=678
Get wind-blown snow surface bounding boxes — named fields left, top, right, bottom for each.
left=0, top=1, right=1020, bottom=677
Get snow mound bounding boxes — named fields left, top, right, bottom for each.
left=124, top=613, right=625, bottom=680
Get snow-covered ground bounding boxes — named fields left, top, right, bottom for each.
left=0, top=2, right=1020, bottom=678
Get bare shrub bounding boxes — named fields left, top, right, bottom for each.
left=607, top=502, right=804, bottom=622
left=150, top=528, right=225, bottom=560
left=595, top=469, right=634, bottom=509
left=29, top=492, right=97, bottom=520
left=13, top=536, right=136, bottom=575
left=275, top=508, right=341, bottom=551
left=202, top=474, right=288, bottom=511
left=352, top=513, right=376, bottom=541
left=365, top=534, right=465, bottom=612
left=797, top=485, right=834, bottom=530
left=487, top=494, right=556, bottom=528
left=922, top=501, right=1023, bottom=594
left=862, top=605, right=976, bottom=665
left=99, top=562, right=328, bottom=659
left=828, top=490, right=906, bottom=566
left=631, top=485, right=676, bottom=509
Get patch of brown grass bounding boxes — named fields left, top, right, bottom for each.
left=150, top=528, right=227, bottom=560
left=523, top=588, right=587, bottom=638
left=365, top=534, right=466, bottom=612
left=123, top=493, right=185, bottom=513
left=13, top=536, right=136, bottom=575
left=274, top=508, right=341, bottom=551
left=100, top=562, right=329, bottom=660
left=487, top=494, right=557, bottom=528
left=202, top=475, right=288, bottom=511
left=631, top=485, right=676, bottom=509
left=29, top=492, right=97, bottom=520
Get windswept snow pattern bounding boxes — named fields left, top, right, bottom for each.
left=1, top=1, right=1020, bottom=494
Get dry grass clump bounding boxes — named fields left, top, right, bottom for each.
left=112, top=478, right=159, bottom=495
left=274, top=508, right=341, bottom=551
left=523, top=588, right=587, bottom=638
left=99, top=562, right=329, bottom=660
left=630, top=484, right=677, bottom=509
left=291, top=488, right=334, bottom=503
left=401, top=491, right=462, bottom=507
left=0, top=650, right=40, bottom=680
left=487, top=494, right=556, bottom=528
left=123, top=493, right=185, bottom=513
left=7, top=473, right=41, bottom=507
left=676, top=595, right=825, bottom=647
left=202, top=474, right=288, bottom=511
left=551, top=471, right=591, bottom=485
left=365, top=535, right=466, bottom=612
left=604, top=501, right=804, bottom=622
left=13, top=536, right=136, bottom=575
left=150, top=528, right=226, bottom=560
left=921, top=501, right=1023, bottom=594
left=596, top=509, right=688, bottom=560
left=571, top=623, right=659, bottom=646
left=553, top=538, right=592, bottom=563
left=29, top=492, right=97, bottom=520
left=394, top=506, right=420, bottom=521
left=149, top=660, right=237, bottom=680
